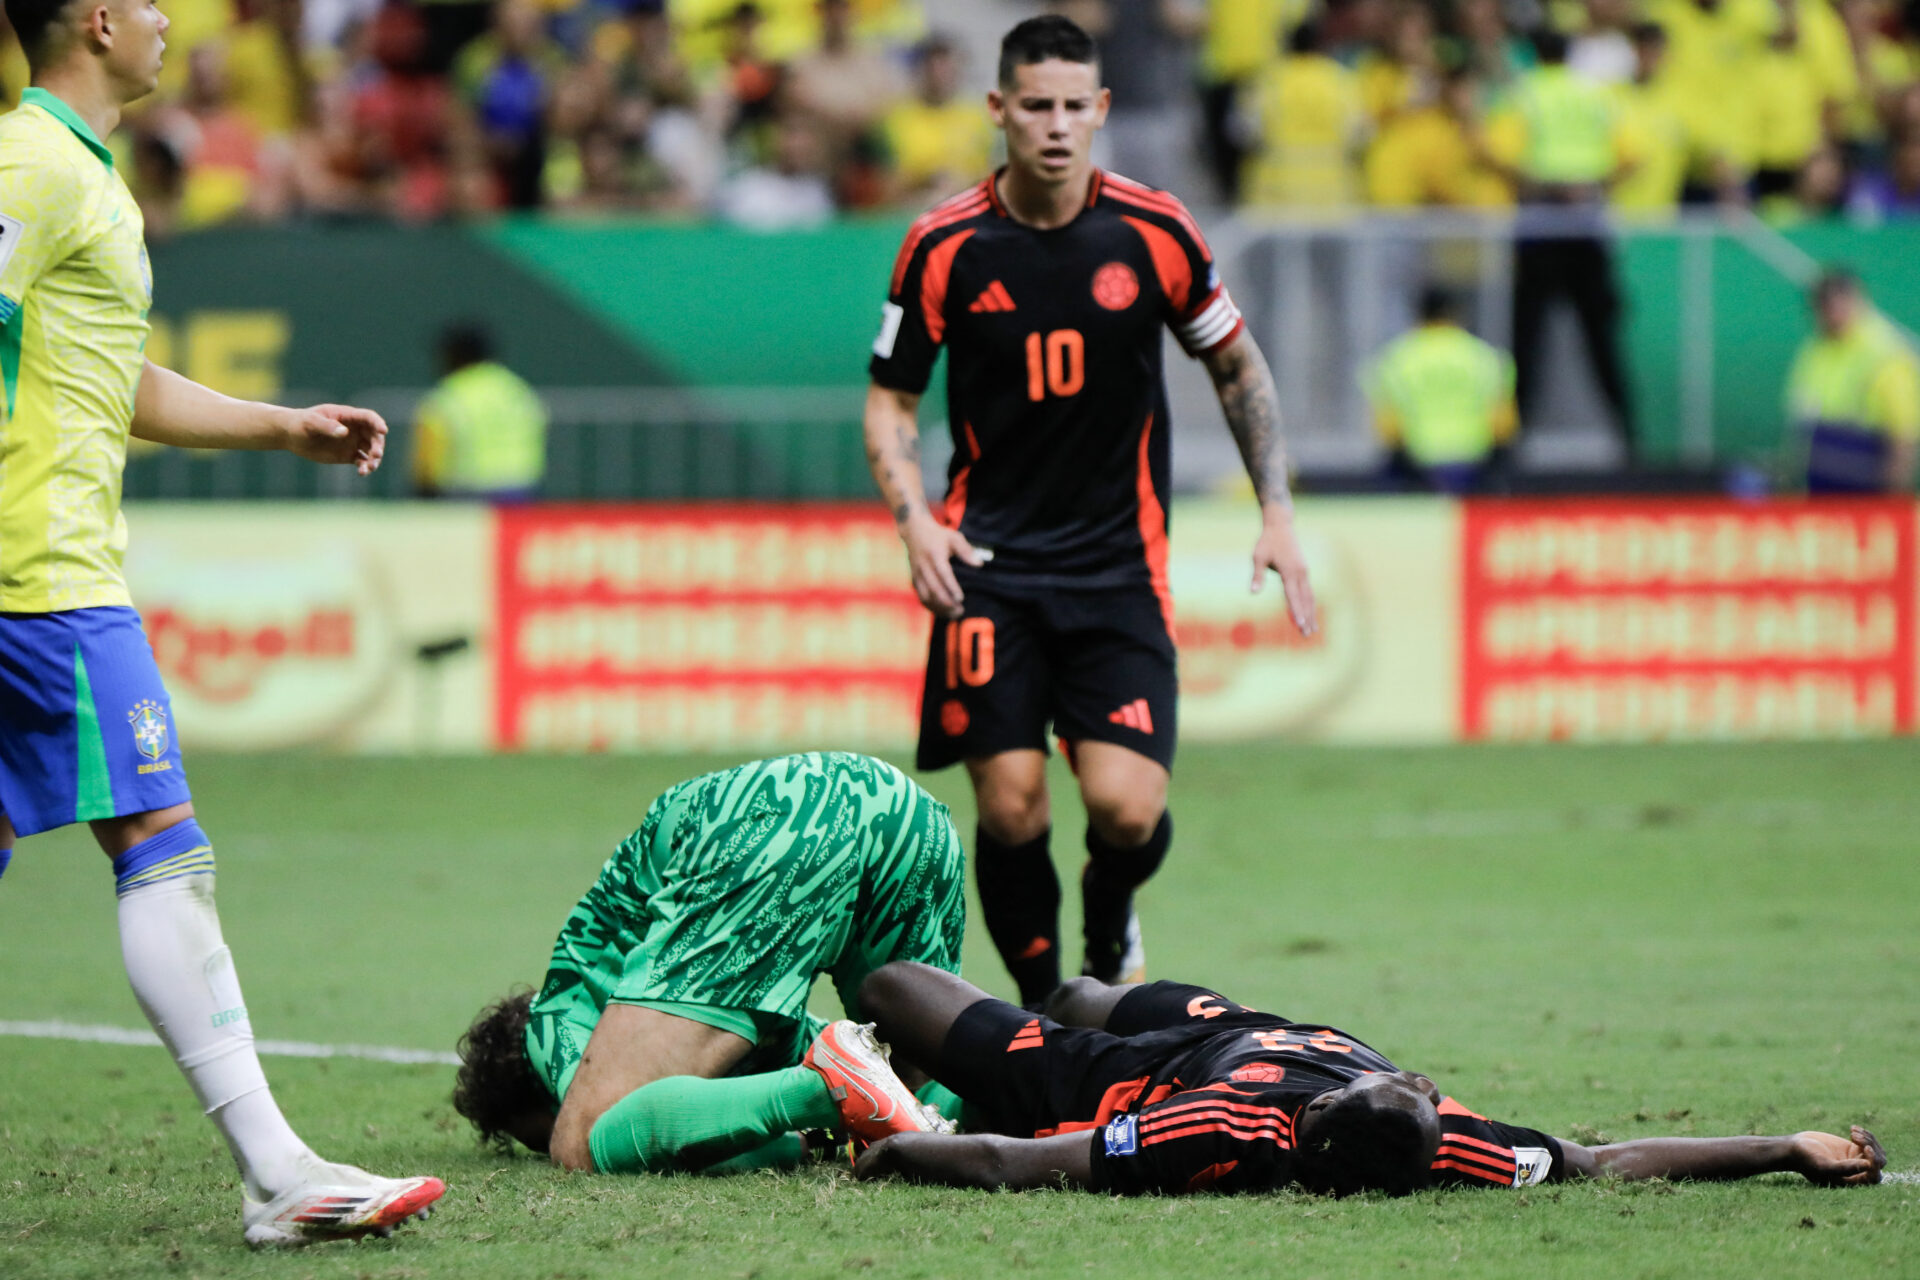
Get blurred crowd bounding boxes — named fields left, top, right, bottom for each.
left=0, top=0, right=996, bottom=230
left=3, top=0, right=1919, bottom=227
left=1106, top=0, right=1920, bottom=222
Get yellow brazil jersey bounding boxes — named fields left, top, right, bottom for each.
left=1243, top=53, right=1367, bottom=208
left=883, top=99, right=995, bottom=198
left=1609, top=78, right=1689, bottom=215
left=1364, top=106, right=1512, bottom=208
left=0, top=89, right=151, bottom=613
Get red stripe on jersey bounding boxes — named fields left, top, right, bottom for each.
left=1135, top=415, right=1175, bottom=639
left=1100, top=175, right=1211, bottom=260
left=890, top=186, right=991, bottom=295
left=1185, top=1160, right=1240, bottom=1192
left=1437, top=1142, right=1516, bottom=1172
left=1143, top=1118, right=1291, bottom=1148
left=1141, top=1110, right=1291, bottom=1140
left=1441, top=1132, right=1515, bottom=1160
left=921, top=229, right=975, bottom=345
left=1438, top=1097, right=1490, bottom=1121
left=941, top=420, right=980, bottom=529
left=1433, top=1157, right=1513, bottom=1185
left=1034, top=1079, right=1173, bottom=1138
left=1120, top=216, right=1195, bottom=315
left=1142, top=1095, right=1291, bottom=1124
left=1142, top=1101, right=1293, bottom=1135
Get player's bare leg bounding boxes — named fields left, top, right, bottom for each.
left=965, top=750, right=1062, bottom=1006
left=1074, top=742, right=1169, bottom=984
left=1040, top=975, right=1143, bottom=1030
left=859, top=961, right=1005, bottom=1078
left=93, top=804, right=444, bottom=1245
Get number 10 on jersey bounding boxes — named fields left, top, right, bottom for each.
left=1025, top=329, right=1084, bottom=401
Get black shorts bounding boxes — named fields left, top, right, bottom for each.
left=915, top=577, right=1177, bottom=773
left=934, top=981, right=1262, bottom=1138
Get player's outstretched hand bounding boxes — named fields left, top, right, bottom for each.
left=902, top=513, right=984, bottom=619
left=1250, top=510, right=1317, bottom=637
left=285, top=404, right=389, bottom=477
left=1792, top=1126, right=1886, bottom=1186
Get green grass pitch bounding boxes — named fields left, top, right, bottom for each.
left=1, top=742, right=1916, bottom=1278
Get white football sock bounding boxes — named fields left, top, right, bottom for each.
left=117, top=872, right=313, bottom=1200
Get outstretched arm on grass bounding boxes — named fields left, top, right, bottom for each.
left=1557, top=1125, right=1885, bottom=1186
left=855, top=1131, right=1093, bottom=1190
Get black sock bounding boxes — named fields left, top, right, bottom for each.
left=974, top=824, right=1061, bottom=1007
left=1082, top=812, right=1171, bottom=980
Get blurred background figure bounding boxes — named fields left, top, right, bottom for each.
left=1787, top=268, right=1920, bottom=492
left=1364, top=284, right=1519, bottom=493
left=788, top=0, right=904, bottom=207
left=1364, top=61, right=1511, bottom=208
left=453, top=0, right=562, bottom=208
left=1607, top=22, right=1689, bottom=218
left=412, top=325, right=550, bottom=501
left=881, top=34, right=994, bottom=206
left=1242, top=20, right=1368, bottom=209
left=1195, top=0, right=1295, bottom=203
left=1487, top=28, right=1637, bottom=454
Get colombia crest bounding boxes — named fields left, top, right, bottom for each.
left=1092, top=262, right=1138, bottom=311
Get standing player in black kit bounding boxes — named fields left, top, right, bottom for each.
left=864, top=16, right=1318, bottom=1006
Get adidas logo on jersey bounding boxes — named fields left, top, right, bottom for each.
left=968, top=281, right=1017, bottom=313
left=1108, top=699, right=1154, bottom=734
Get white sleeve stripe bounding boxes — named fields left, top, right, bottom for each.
left=1176, top=289, right=1242, bottom=353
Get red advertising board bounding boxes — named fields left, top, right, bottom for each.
left=1461, top=500, right=1917, bottom=740
left=494, top=506, right=928, bottom=750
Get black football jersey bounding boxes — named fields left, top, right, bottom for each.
left=869, top=170, right=1245, bottom=589
left=1085, top=1001, right=1567, bottom=1196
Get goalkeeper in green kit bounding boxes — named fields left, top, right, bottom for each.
left=453, top=753, right=970, bottom=1173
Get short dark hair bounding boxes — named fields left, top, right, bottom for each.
left=1812, top=266, right=1861, bottom=304
left=1629, top=20, right=1668, bottom=46
left=1418, top=284, right=1459, bottom=323
left=1532, top=28, right=1570, bottom=63
left=452, top=990, right=552, bottom=1152
left=998, top=15, right=1098, bottom=88
left=1287, top=20, right=1324, bottom=55
left=439, top=322, right=493, bottom=371
left=1294, top=1092, right=1437, bottom=1197
left=6, top=0, right=78, bottom=64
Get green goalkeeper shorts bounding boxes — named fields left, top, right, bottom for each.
left=526, top=752, right=967, bottom=1100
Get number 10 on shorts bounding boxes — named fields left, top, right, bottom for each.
left=944, top=617, right=995, bottom=689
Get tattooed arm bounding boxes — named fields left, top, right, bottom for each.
left=863, top=383, right=982, bottom=619
left=1200, top=332, right=1318, bottom=635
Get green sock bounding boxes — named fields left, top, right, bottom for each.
left=700, top=1133, right=807, bottom=1175
left=916, top=1080, right=965, bottom=1127
left=587, top=1066, right=842, bottom=1173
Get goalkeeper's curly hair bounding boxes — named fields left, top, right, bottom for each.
left=452, top=989, right=551, bottom=1152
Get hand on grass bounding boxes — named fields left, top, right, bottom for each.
left=1792, top=1126, right=1885, bottom=1186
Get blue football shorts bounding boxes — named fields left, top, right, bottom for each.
left=0, top=606, right=193, bottom=837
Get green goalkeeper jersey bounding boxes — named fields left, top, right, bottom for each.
left=525, top=752, right=967, bottom=1102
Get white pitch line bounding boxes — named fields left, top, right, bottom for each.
left=0, top=1019, right=458, bottom=1066
left=1882, top=1172, right=1920, bottom=1185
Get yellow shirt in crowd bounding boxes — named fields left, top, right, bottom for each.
left=0, top=91, right=151, bottom=613
left=883, top=99, right=995, bottom=199
left=1609, top=76, right=1690, bottom=214
left=1365, top=107, right=1512, bottom=208
left=1243, top=52, right=1367, bottom=208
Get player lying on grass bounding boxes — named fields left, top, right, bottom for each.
left=846, top=964, right=1887, bottom=1196
left=453, top=753, right=969, bottom=1175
